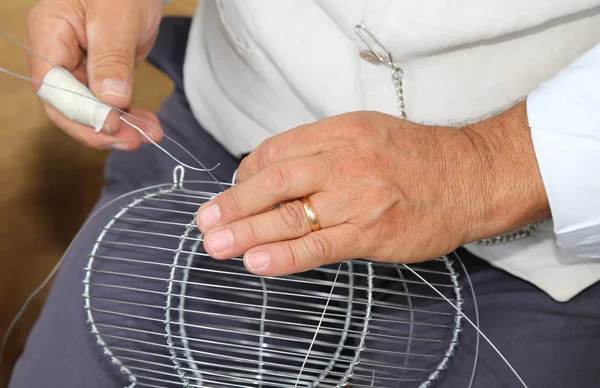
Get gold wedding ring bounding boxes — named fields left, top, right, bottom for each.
left=300, top=197, right=321, bottom=232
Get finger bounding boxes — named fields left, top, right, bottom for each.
left=119, top=108, right=164, bottom=144
left=236, top=124, right=329, bottom=182
left=203, top=193, right=347, bottom=259
left=86, top=0, right=142, bottom=112
left=242, top=224, right=366, bottom=276
left=42, top=105, right=162, bottom=150
left=40, top=66, right=163, bottom=143
left=43, top=103, right=138, bottom=150
left=27, top=3, right=85, bottom=88
left=196, top=155, right=332, bottom=231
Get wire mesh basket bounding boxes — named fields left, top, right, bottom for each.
left=83, top=167, right=464, bottom=388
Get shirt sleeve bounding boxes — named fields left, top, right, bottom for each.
left=527, top=43, right=600, bottom=260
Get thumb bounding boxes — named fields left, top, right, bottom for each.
left=86, top=0, right=142, bottom=110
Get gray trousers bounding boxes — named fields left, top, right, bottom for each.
left=8, top=18, right=600, bottom=388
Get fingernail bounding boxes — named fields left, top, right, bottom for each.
left=101, top=78, right=128, bottom=97
left=197, top=203, right=221, bottom=229
left=245, top=251, right=270, bottom=270
left=206, top=229, right=234, bottom=253
left=107, top=143, right=130, bottom=151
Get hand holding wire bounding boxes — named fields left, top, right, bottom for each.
left=26, top=0, right=165, bottom=150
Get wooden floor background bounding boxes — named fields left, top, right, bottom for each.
left=0, top=1, right=198, bottom=385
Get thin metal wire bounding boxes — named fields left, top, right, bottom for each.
left=401, top=263, right=528, bottom=388
left=293, top=262, right=342, bottom=388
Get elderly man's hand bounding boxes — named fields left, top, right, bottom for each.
left=196, top=102, right=550, bottom=276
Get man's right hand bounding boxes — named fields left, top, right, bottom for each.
left=27, top=0, right=165, bottom=150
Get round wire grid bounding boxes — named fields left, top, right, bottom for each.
left=83, top=169, right=465, bottom=388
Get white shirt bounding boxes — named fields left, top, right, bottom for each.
left=182, top=0, right=600, bottom=301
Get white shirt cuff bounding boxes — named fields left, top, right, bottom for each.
left=527, top=43, right=600, bottom=260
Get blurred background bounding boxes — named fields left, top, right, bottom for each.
left=0, top=1, right=198, bottom=385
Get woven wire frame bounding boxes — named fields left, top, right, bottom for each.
left=83, top=167, right=464, bottom=388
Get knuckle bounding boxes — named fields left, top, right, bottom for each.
left=283, top=241, right=301, bottom=271
left=266, top=142, right=281, bottom=164
left=91, top=51, right=132, bottom=74
left=257, top=140, right=279, bottom=170
left=306, top=232, right=330, bottom=261
left=221, top=188, right=245, bottom=216
left=264, top=164, right=289, bottom=195
left=243, top=217, right=261, bottom=242
left=255, top=143, right=270, bottom=170
left=278, top=202, right=308, bottom=235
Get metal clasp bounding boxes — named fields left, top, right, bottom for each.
left=355, top=23, right=396, bottom=68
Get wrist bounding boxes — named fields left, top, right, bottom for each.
left=460, top=101, right=551, bottom=242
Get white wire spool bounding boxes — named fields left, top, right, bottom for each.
left=83, top=167, right=464, bottom=388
